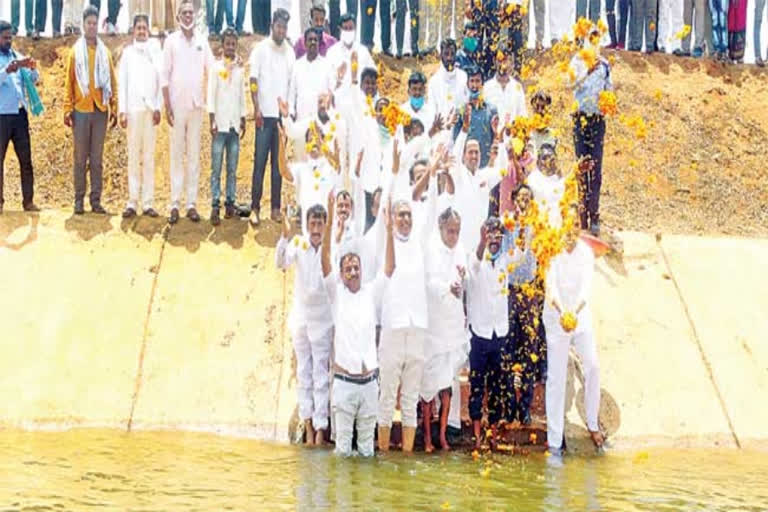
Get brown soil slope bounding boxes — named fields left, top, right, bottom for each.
left=3, top=35, right=767, bottom=237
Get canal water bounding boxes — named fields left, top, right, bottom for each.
left=1, top=429, right=766, bottom=511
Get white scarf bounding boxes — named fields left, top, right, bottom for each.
left=74, top=36, right=112, bottom=106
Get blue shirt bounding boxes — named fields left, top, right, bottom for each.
left=571, top=55, right=612, bottom=116
left=452, top=100, right=498, bottom=167
left=502, top=225, right=536, bottom=286
left=0, top=49, right=39, bottom=114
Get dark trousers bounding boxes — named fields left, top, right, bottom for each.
left=0, top=110, right=35, bottom=208
left=573, top=112, right=605, bottom=229
left=235, top=0, right=248, bottom=31
left=358, top=0, right=376, bottom=48
left=507, top=11, right=524, bottom=74
left=504, top=283, right=545, bottom=422
left=380, top=0, right=392, bottom=52
left=468, top=330, right=504, bottom=424
left=91, top=0, right=121, bottom=25
left=52, top=0, right=63, bottom=33
left=396, top=0, right=419, bottom=55
left=618, top=0, right=631, bottom=45
left=329, top=0, right=341, bottom=38
left=252, top=117, right=281, bottom=212
left=207, top=0, right=234, bottom=34
left=606, top=0, right=618, bottom=45
left=72, top=110, right=107, bottom=207
left=252, top=0, right=271, bottom=35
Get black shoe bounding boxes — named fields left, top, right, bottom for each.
left=169, top=208, right=180, bottom=224
left=757, top=57, right=766, bottom=67
left=23, top=202, right=40, bottom=212
left=590, top=220, right=601, bottom=237
left=74, top=202, right=84, bottom=215
left=122, top=207, right=137, bottom=218
left=187, top=207, right=201, bottom=222
left=672, top=48, right=688, bottom=57
left=521, top=411, right=532, bottom=426
left=92, top=204, right=108, bottom=214
left=211, top=207, right=220, bottom=226
left=382, top=49, right=394, bottom=57
left=0, top=203, right=3, bottom=214
left=224, top=204, right=235, bottom=219
left=143, top=208, right=159, bottom=218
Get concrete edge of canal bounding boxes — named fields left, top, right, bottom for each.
left=1, top=211, right=767, bottom=452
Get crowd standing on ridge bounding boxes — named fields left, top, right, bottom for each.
left=5, top=0, right=736, bottom=456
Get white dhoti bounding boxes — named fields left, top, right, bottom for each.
left=378, top=327, right=425, bottom=428
left=544, top=312, right=601, bottom=451
left=168, top=106, right=202, bottom=211
left=126, top=110, right=157, bottom=211
left=292, top=325, right=333, bottom=429
left=658, top=0, right=685, bottom=51
left=332, top=377, right=378, bottom=457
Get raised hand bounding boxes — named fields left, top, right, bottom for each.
left=391, top=139, right=401, bottom=175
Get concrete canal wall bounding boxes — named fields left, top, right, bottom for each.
left=1, top=211, right=766, bottom=450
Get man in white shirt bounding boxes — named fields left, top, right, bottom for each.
left=400, top=71, right=444, bottom=140
left=161, top=0, right=214, bottom=224
left=377, top=153, right=439, bottom=454
left=287, top=28, right=333, bottom=162
left=428, top=39, right=468, bottom=134
left=277, top=204, right=334, bottom=446
left=322, top=192, right=396, bottom=457
left=207, top=29, right=247, bottom=226
left=482, top=53, right=527, bottom=127
left=466, top=216, right=514, bottom=449
left=118, top=14, right=162, bottom=219
left=526, top=143, right=565, bottom=229
left=249, top=8, right=295, bottom=226
left=325, top=13, right=375, bottom=88
left=421, top=207, right=468, bottom=452
left=544, top=206, right=604, bottom=455
left=450, top=129, right=503, bottom=253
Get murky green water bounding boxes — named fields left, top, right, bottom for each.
left=1, top=429, right=766, bottom=511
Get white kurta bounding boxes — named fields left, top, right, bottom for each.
left=482, top=77, right=527, bottom=125
left=543, top=239, right=601, bottom=450
left=526, top=169, right=566, bottom=229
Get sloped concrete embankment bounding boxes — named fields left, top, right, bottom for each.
left=1, top=212, right=766, bottom=450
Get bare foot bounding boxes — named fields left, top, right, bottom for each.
left=424, top=442, right=435, bottom=453
left=589, top=430, right=605, bottom=448
left=304, top=421, right=315, bottom=446
left=439, top=437, right=451, bottom=451
left=315, top=429, right=326, bottom=446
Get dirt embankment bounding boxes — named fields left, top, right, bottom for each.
left=3, top=35, right=767, bottom=237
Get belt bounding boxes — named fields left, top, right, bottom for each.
left=334, top=370, right=378, bottom=385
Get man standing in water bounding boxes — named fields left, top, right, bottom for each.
left=64, top=4, right=117, bottom=215
left=162, top=0, right=213, bottom=224
left=322, top=192, right=395, bottom=457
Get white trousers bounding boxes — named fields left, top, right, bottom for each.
left=658, top=0, right=685, bottom=51
left=545, top=325, right=601, bottom=451
left=332, top=378, right=378, bottom=457
left=293, top=326, right=332, bottom=429
left=169, top=107, right=202, bottom=211
left=378, top=327, right=425, bottom=428
left=126, top=110, right=157, bottom=211
left=64, top=0, right=84, bottom=28
left=549, top=0, right=576, bottom=42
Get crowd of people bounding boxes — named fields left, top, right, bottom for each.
left=4, top=0, right=768, bottom=63
left=2, top=0, right=625, bottom=457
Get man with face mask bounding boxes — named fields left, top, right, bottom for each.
left=377, top=152, right=440, bottom=454
left=277, top=204, right=334, bottom=446
left=421, top=207, right=467, bottom=452
left=0, top=19, right=40, bottom=214
left=483, top=52, right=527, bottom=128
left=400, top=71, right=445, bottom=142
left=118, top=14, right=162, bottom=219
left=161, top=0, right=213, bottom=224
left=456, top=22, right=482, bottom=75
left=427, top=39, right=468, bottom=131
left=249, top=8, right=295, bottom=226
left=452, top=65, right=499, bottom=168
left=64, top=5, right=118, bottom=215
left=325, top=13, right=375, bottom=87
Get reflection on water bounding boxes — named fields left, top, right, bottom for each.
left=1, top=429, right=766, bottom=511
